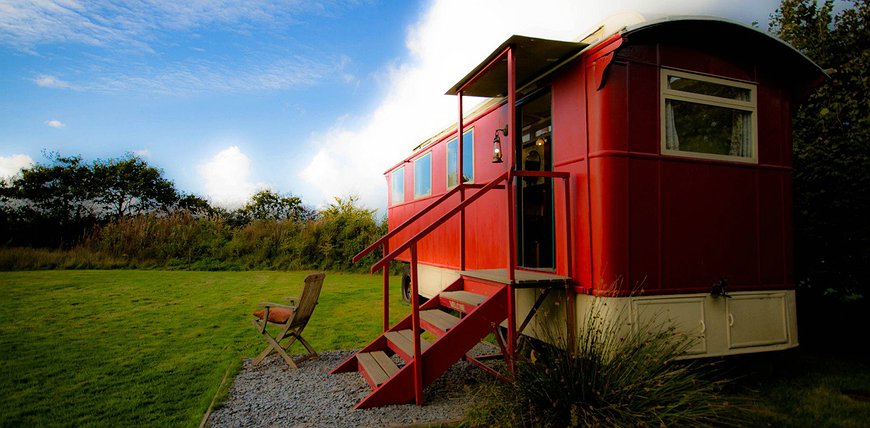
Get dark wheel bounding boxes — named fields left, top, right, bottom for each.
left=401, top=266, right=412, bottom=304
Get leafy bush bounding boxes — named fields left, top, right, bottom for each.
left=87, top=212, right=233, bottom=265
left=467, top=300, right=740, bottom=427
left=0, top=195, right=390, bottom=272
left=301, top=196, right=387, bottom=272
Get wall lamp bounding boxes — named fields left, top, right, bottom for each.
left=492, top=125, right=508, bottom=163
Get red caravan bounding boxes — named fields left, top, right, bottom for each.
left=334, top=14, right=825, bottom=408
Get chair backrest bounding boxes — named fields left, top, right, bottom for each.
left=290, top=272, right=325, bottom=328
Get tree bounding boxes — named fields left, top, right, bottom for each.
left=176, top=193, right=226, bottom=219
left=0, top=153, right=99, bottom=246
left=91, top=155, right=178, bottom=219
left=1, top=152, right=180, bottom=247
left=770, top=0, right=870, bottom=302
left=1, top=154, right=97, bottom=225
left=235, top=189, right=307, bottom=223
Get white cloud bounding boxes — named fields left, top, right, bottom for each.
left=5, top=2, right=352, bottom=95
left=298, top=0, right=781, bottom=212
left=82, top=56, right=342, bottom=95
left=45, top=119, right=65, bottom=128
left=0, top=154, right=34, bottom=178
left=132, top=149, right=151, bottom=158
left=197, top=146, right=261, bottom=208
left=34, top=74, right=75, bottom=89
left=0, top=1, right=353, bottom=52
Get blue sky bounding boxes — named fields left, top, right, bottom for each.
left=0, top=0, right=787, bottom=212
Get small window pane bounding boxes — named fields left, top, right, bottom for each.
left=665, top=99, right=753, bottom=157
left=447, top=140, right=458, bottom=187
left=447, top=129, right=474, bottom=188
left=391, top=167, right=404, bottom=205
left=414, top=153, right=431, bottom=198
left=668, top=76, right=751, bottom=101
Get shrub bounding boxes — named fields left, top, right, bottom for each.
left=467, top=299, right=741, bottom=427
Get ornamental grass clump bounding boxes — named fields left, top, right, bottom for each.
left=468, top=299, right=742, bottom=427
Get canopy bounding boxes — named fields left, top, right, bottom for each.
left=446, top=35, right=587, bottom=97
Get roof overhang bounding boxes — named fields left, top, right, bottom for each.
left=446, top=35, right=587, bottom=97
left=620, top=17, right=827, bottom=95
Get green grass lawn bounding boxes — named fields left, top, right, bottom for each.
left=0, top=270, right=407, bottom=427
left=727, top=348, right=870, bottom=427
left=1, top=270, right=868, bottom=427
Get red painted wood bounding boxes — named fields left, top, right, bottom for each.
left=382, top=242, right=389, bottom=332
left=354, top=280, right=509, bottom=409
left=410, top=244, right=423, bottom=406
left=380, top=24, right=810, bottom=300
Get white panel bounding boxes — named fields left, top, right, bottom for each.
left=726, top=293, right=788, bottom=349
left=633, top=297, right=707, bottom=355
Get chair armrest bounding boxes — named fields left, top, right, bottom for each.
left=285, top=296, right=299, bottom=307
left=258, top=302, right=295, bottom=310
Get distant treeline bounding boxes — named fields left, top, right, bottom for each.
left=0, top=153, right=386, bottom=272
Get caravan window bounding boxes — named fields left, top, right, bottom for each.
left=661, top=69, right=757, bottom=163
left=391, top=166, right=404, bottom=205
left=414, top=152, right=432, bottom=199
left=447, top=129, right=474, bottom=188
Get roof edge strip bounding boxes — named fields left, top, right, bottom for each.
left=620, top=15, right=827, bottom=79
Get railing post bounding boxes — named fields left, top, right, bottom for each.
left=410, top=243, right=423, bottom=406
left=505, top=45, right=517, bottom=373
left=563, top=176, right=575, bottom=352
left=458, top=90, right=466, bottom=271
left=382, top=241, right=390, bottom=332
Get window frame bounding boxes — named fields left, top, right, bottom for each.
left=390, top=166, right=404, bottom=206
left=446, top=128, right=475, bottom=189
left=660, top=69, right=758, bottom=164
left=413, top=151, right=432, bottom=199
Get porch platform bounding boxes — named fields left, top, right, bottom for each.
left=460, top=268, right=572, bottom=288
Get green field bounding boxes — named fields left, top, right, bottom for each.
left=0, top=270, right=407, bottom=427
left=1, top=271, right=868, bottom=427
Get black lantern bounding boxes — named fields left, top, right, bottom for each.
left=492, top=125, right=508, bottom=163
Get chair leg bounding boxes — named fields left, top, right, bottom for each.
left=253, top=345, right=273, bottom=365
left=294, top=333, right=319, bottom=361
left=262, top=330, right=298, bottom=369
left=251, top=319, right=299, bottom=368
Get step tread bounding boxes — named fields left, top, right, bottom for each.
left=420, top=309, right=460, bottom=332
left=441, top=290, right=487, bottom=306
left=357, top=352, right=389, bottom=386
left=371, top=351, right=399, bottom=377
left=385, top=330, right=430, bottom=358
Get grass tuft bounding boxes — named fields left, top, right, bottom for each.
left=467, top=299, right=743, bottom=427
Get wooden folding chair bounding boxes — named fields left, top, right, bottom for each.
left=251, top=272, right=326, bottom=368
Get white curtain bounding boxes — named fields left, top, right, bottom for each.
left=665, top=101, right=680, bottom=150
left=730, top=111, right=752, bottom=157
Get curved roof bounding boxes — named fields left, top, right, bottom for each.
left=446, top=15, right=826, bottom=98
left=619, top=16, right=826, bottom=87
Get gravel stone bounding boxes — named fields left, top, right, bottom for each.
left=206, top=348, right=501, bottom=428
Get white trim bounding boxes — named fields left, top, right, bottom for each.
left=446, top=128, right=475, bottom=189
left=413, top=151, right=433, bottom=199
left=660, top=68, right=758, bottom=164
left=390, top=166, right=405, bottom=205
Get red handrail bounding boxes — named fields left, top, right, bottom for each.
left=352, top=184, right=464, bottom=263
left=370, top=170, right=510, bottom=273
left=352, top=182, right=497, bottom=263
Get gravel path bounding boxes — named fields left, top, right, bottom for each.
left=206, top=349, right=500, bottom=428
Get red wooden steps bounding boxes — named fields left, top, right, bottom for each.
left=439, top=290, right=487, bottom=313
left=385, top=330, right=430, bottom=361
left=420, top=309, right=460, bottom=336
left=330, top=277, right=507, bottom=409
left=357, top=351, right=399, bottom=388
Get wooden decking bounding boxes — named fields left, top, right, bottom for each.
left=460, top=268, right=571, bottom=288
